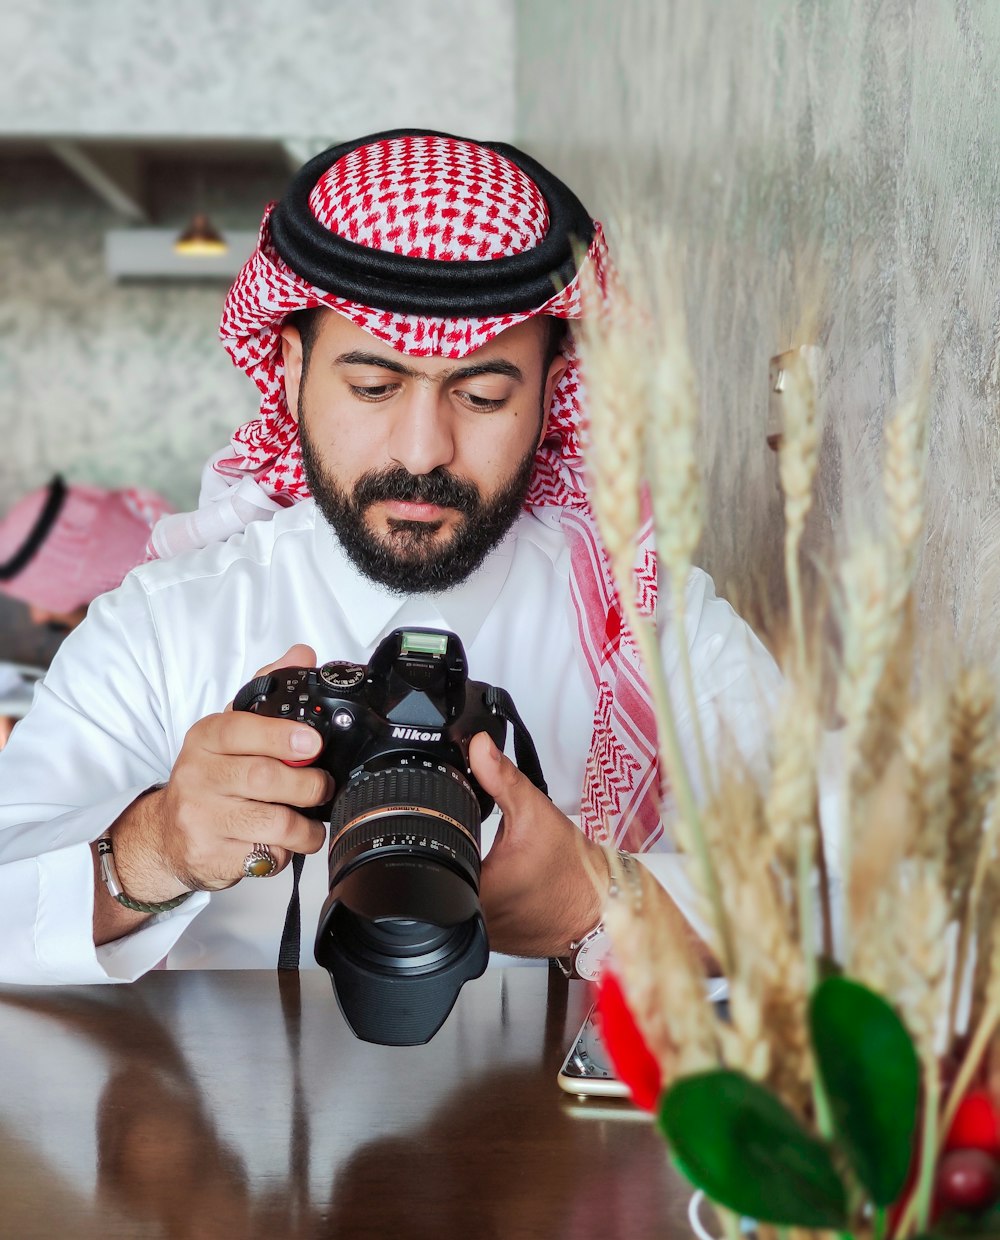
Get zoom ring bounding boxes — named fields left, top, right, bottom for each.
left=327, top=812, right=481, bottom=878
left=329, top=764, right=481, bottom=875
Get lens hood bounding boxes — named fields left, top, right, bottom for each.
left=317, top=860, right=489, bottom=1045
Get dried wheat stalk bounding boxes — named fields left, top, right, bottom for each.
left=577, top=224, right=1000, bottom=1240
left=945, top=668, right=996, bottom=914
left=600, top=853, right=719, bottom=1081
left=776, top=349, right=820, bottom=678
left=883, top=379, right=929, bottom=618
left=578, top=260, right=734, bottom=966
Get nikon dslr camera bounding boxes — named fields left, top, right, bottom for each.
left=234, top=627, right=544, bottom=1046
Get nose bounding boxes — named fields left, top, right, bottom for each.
left=386, top=387, right=456, bottom=477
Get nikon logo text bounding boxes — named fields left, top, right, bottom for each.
left=391, top=726, right=442, bottom=742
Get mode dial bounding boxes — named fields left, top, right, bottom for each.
left=320, top=661, right=365, bottom=693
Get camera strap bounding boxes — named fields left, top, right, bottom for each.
left=278, top=853, right=305, bottom=971
left=275, top=687, right=549, bottom=972
left=484, top=686, right=549, bottom=797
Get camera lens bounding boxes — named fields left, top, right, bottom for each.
left=326, top=760, right=482, bottom=884
left=328, top=905, right=480, bottom=970
left=315, top=756, right=490, bottom=1045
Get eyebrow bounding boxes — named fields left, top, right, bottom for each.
left=334, top=351, right=524, bottom=384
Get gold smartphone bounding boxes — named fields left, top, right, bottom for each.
left=557, top=1001, right=632, bottom=1099
left=556, top=979, right=729, bottom=1100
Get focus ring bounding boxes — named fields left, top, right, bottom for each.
left=328, top=812, right=480, bottom=878
left=329, top=765, right=481, bottom=876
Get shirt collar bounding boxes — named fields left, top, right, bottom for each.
left=311, top=503, right=519, bottom=649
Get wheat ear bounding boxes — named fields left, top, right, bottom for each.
left=776, top=348, right=820, bottom=679
left=647, top=285, right=711, bottom=793
left=577, top=268, right=733, bottom=970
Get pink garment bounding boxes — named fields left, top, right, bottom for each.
left=0, top=480, right=173, bottom=614
left=153, top=133, right=666, bottom=852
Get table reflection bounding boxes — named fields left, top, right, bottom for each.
left=0, top=969, right=695, bottom=1239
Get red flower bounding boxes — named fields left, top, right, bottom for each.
left=944, top=1088, right=1000, bottom=1160
left=595, top=970, right=663, bottom=1112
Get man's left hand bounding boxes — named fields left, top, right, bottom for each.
left=471, top=731, right=608, bottom=958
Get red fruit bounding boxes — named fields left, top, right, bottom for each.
left=944, top=1088, right=1000, bottom=1159
left=594, top=971, right=662, bottom=1112
left=935, top=1148, right=1000, bottom=1214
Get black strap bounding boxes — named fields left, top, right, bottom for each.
left=484, top=685, right=548, bottom=797
left=277, top=851, right=305, bottom=971
left=0, top=475, right=68, bottom=580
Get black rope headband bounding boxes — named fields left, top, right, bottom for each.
left=0, top=475, right=67, bottom=581
left=268, top=128, right=596, bottom=318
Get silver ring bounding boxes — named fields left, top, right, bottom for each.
left=242, top=843, right=277, bottom=879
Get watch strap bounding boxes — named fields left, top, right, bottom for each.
left=555, top=849, right=641, bottom=980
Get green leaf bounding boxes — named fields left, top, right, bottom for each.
left=659, top=1069, right=848, bottom=1227
left=810, top=975, right=921, bottom=1205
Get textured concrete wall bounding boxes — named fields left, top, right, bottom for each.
left=1, top=0, right=515, bottom=141
left=516, top=0, right=1000, bottom=659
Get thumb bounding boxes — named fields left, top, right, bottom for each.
left=255, top=644, right=318, bottom=677
left=469, top=731, right=525, bottom=814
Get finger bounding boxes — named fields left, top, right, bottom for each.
left=254, top=644, right=318, bottom=678
left=236, top=841, right=293, bottom=882
left=224, top=801, right=327, bottom=859
left=198, top=711, right=325, bottom=765
left=222, top=753, right=335, bottom=811
left=468, top=731, right=527, bottom=814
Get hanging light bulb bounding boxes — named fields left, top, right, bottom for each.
left=174, top=211, right=228, bottom=256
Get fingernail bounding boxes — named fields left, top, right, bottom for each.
left=291, top=727, right=320, bottom=755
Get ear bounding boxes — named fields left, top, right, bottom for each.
left=280, top=324, right=305, bottom=424
left=537, top=352, right=569, bottom=446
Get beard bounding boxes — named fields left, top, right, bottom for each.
left=298, top=410, right=539, bottom=594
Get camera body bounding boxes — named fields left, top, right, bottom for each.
left=234, top=627, right=505, bottom=822
left=234, top=628, right=510, bottom=1046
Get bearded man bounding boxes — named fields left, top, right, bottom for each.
left=0, top=130, right=779, bottom=985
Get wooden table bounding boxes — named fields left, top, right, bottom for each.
left=0, top=967, right=698, bottom=1239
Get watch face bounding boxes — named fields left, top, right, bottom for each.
left=573, top=929, right=612, bottom=982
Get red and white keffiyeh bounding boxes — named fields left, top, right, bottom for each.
left=155, top=134, right=666, bottom=852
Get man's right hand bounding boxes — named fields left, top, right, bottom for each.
left=93, top=645, right=332, bottom=943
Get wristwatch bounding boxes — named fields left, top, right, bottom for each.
left=563, top=921, right=613, bottom=982
left=556, top=850, right=642, bottom=981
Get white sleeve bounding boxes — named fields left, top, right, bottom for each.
left=658, top=567, right=782, bottom=805
left=0, top=579, right=207, bottom=984
left=633, top=568, right=783, bottom=935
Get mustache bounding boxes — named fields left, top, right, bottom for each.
left=351, top=466, right=481, bottom=514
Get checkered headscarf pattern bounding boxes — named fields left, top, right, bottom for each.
left=212, top=134, right=665, bottom=852
left=309, top=134, right=549, bottom=259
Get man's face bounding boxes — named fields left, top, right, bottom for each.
left=281, top=312, right=567, bottom=593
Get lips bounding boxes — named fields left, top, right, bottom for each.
left=352, top=466, right=481, bottom=517
left=382, top=500, right=449, bottom=522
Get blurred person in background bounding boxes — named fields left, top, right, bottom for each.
left=0, top=476, right=173, bottom=747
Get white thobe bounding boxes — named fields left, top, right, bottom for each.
left=0, top=501, right=781, bottom=983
